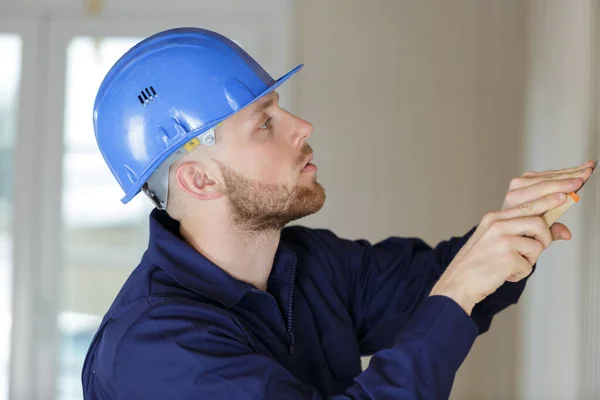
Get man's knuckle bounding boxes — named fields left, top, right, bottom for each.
left=518, top=201, right=533, bottom=214
left=535, top=240, right=545, bottom=254
left=542, top=237, right=551, bottom=249
left=506, top=267, right=519, bottom=281
left=527, top=237, right=543, bottom=253
left=509, top=178, right=522, bottom=190
left=482, top=212, right=497, bottom=226
left=489, top=219, right=504, bottom=233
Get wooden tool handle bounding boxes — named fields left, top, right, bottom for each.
left=541, top=192, right=580, bottom=226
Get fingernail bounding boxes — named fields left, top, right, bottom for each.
left=556, top=193, right=567, bottom=201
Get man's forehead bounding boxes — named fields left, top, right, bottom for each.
left=249, top=92, right=280, bottom=116
left=217, top=91, right=279, bottom=130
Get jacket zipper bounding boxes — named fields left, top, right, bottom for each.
left=249, top=254, right=297, bottom=358
left=286, top=255, right=297, bottom=357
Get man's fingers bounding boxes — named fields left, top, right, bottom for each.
left=497, top=192, right=567, bottom=221
left=521, top=161, right=596, bottom=178
left=510, top=167, right=593, bottom=191
left=514, top=236, right=543, bottom=266
left=504, top=237, right=542, bottom=282
left=493, top=216, right=553, bottom=249
left=504, top=179, right=582, bottom=209
left=550, top=222, right=572, bottom=241
left=487, top=193, right=567, bottom=228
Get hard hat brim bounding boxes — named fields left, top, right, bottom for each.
left=120, top=63, right=305, bottom=205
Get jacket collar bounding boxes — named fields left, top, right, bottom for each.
left=146, top=209, right=295, bottom=308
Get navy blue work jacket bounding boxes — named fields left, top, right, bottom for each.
left=82, top=209, right=530, bottom=399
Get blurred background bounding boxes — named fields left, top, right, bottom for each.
left=1, top=0, right=599, bottom=399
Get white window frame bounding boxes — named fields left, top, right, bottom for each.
left=0, top=15, right=45, bottom=400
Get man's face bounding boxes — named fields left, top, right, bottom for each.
left=213, top=92, right=325, bottom=231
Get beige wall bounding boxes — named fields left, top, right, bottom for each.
left=294, top=1, right=527, bottom=398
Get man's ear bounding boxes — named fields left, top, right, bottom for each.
left=175, top=161, right=223, bottom=201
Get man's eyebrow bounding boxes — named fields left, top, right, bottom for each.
left=250, top=93, right=279, bottom=117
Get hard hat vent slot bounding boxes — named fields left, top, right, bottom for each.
left=138, top=86, right=157, bottom=105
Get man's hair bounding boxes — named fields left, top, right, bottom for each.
left=165, top=150, right=200, bottom=220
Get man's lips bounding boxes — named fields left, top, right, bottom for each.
left=301, top=154, right=317, bottom=172
left=302, top=163, right=317, bottom=173
left=303, top=154, right=313, bottom=167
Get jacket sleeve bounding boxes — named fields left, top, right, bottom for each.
left=287, top=225, right=532, bottom=356
left=106, top=298, right=478, bottom=400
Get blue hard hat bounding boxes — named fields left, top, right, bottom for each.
left=93, top=27, right=303, bottom=207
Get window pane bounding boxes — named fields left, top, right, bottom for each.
left=0, top=34, right=22, bottom=400
left=58, top=36, right=152, bottom=400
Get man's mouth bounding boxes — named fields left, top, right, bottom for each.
left=301, top=154, right=317, bottom=173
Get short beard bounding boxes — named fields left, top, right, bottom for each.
left=217, top=161, right=325, bottom=233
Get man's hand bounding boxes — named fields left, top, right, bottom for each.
left=501, top=160, right=596, bottom=240
left=430, top=160, right=597, bottom=315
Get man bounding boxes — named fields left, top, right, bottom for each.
left=82, top=27, right=595, bottom=399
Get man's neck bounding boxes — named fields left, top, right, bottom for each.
left=178, top=216, right=280, bottom=291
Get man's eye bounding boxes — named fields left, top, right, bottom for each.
left=259, top=118, right=272, bottom=130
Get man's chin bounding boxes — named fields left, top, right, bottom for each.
left=225, top=175, right=325, bottom=231
left=293, top=183, right=326, bottom=218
